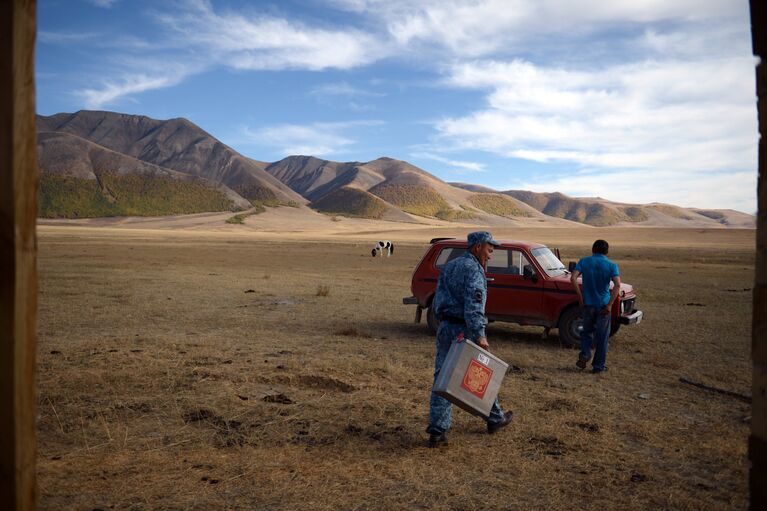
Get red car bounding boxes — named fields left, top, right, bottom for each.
left=402, top=238, right=643, bottom=346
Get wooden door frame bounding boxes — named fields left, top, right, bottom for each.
left=0, top=1, right=38, bottom=510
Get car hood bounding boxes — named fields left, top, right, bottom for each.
left=553, top=275, right=635, bottom=296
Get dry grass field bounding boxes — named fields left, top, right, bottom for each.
left=36, top=226, right=754, bottom=510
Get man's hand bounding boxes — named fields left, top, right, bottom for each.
left=477, top=337, right=489, bottom=349
left=599, top=305, right=611, bottom=316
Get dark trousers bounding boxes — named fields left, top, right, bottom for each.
left=580, top=306, right=611, bottom=372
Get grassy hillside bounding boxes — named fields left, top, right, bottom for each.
left=434, top=208, right=476, bottom=221
left=233, top=183, right=280, bottom=205
left=468, top=193, right=531, bottom=218
left=369, top=183, right=474, bottom=219
left=505, top=190, right=549, bottom=211
left=650, top=204, right=693, bottom=220
left=310, top=186, right=388, bottom=219
left=507, top=190, right=629, bottom=226
left=621, top=206, right=649, bottom=222
left=541, top=198, right=618, bottom=226
left=39, top=171, right=237, bottom=218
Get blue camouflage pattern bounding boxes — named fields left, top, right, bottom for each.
left=427, top=250, right=506, bottom=435
left=432, top=251, right=488, bottom=341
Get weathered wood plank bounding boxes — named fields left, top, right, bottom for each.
left=0, top=1, right=38, bottom=510
left=752, top=0, right=767, bottom=506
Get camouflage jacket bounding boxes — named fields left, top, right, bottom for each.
left=433, top=251, right=488, bottom=340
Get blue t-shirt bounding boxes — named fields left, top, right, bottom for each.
left=575, top=254, right=620, bottom=308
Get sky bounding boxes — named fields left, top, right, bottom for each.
left=37, top=0, right=759, bottom=213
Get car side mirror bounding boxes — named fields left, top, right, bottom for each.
left=523, top=264, right=537, bottom=282
left=568, top=261, right=577, bottom=272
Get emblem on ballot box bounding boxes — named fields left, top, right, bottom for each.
left=460, top=359, right=493, bottom=398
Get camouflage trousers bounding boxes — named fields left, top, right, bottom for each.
left=426, top=322, right=506, bottom=435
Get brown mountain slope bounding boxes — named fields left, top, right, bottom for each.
left=267, top=156, right=536, bottom=221
left=266, top=155, right=456, bottom=218
left=38, top=131, right=249, bottom=217
left=265, top=156, right=363, bottom=202
left=37, top=110, right=305, bottom=205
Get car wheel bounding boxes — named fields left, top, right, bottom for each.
left=610, top=321, right=620, bottom=337
left=558, top=306, right=582, bottom=348
left=426, top=305, right=438, bottom=336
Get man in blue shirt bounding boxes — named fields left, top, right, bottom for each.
left=426, top=231, right=514, bottom=447
left=570, top=239, right=621, bottom=374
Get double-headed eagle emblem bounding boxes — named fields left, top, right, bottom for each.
left=461, top=360, right=492, bottom=398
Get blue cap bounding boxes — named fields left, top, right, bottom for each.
left=467, top=231, right=501, bottom=248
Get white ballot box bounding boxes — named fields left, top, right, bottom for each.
left=433, top=339, right=509, bottom=418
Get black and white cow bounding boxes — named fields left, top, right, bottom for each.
left=371, top=240, right=394, bottom=257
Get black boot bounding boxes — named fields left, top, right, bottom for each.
left=487, top=411, right=514, bottom=434
left=428, top=432, right=448, bottom=448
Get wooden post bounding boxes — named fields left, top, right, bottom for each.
left=0, top=1, right=38, bottom=510
left=752, top=1, right=767, bottom=506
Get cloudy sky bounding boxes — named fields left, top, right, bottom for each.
left=38, top=0, right=758, bottom=212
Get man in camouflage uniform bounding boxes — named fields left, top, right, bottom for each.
left=427, top=231, right=514, bottom=447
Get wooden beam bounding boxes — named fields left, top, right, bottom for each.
left=752, top=1, right=767, bottom=507
left=0, top=1, right=38, bottom=510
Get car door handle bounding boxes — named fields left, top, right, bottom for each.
left=486, top=278, right=495, bottom=282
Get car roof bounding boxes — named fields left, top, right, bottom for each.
left=431, top=238, right=547, bottom=250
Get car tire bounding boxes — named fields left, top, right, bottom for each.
left=426, top=305, right=438, bottom=336
left=559, top=307, right=621, bottom=348
left=557, top=306, right=582, bottom=348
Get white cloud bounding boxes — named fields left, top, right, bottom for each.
left=156, top=1, right=386, bottom=71
left=310, top=82, right=385, bottom=98
left=86, top=0, right=119, bottom=7
left=77, top=66, right=194, bottom=108
left=411, top=151, right=485, bottom=172
left=309, top=82, right=385, bottom=112
left=75, top=0, right=389, bottom=106
left=329, top=0, right=746, bottom=57
left=73, top=0, right=749, bottom=106
left=243, top=120, right=383, bottom=157
left=435, top=57, right=758, bottom=211
left=39, top=31, right=99, bottom=44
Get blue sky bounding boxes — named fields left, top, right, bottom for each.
left=37, top=0, right=758, bottom=213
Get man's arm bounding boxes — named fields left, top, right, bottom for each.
left=570, top=269, right=583, bottom=307
left=464, top=272, right=489, bottom=349
left=602, top=275, right=621, bottom=315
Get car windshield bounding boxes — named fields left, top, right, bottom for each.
left=532, top=247, right=567, bottom=277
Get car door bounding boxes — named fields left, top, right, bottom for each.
left=485, top=248, right=544, bottom=321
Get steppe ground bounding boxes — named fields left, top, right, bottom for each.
left=36, top=225, right=754, bottom=510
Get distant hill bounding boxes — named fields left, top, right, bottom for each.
left=450, top=185, right=754, bottom=228
left=36, top=110, right=754, bottom=228
left=37, top=110, right=304, bottom=218
left=265, top=155, right=540, bottom=222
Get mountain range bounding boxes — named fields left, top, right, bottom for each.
left=36, top=110, right=754, bottom=228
